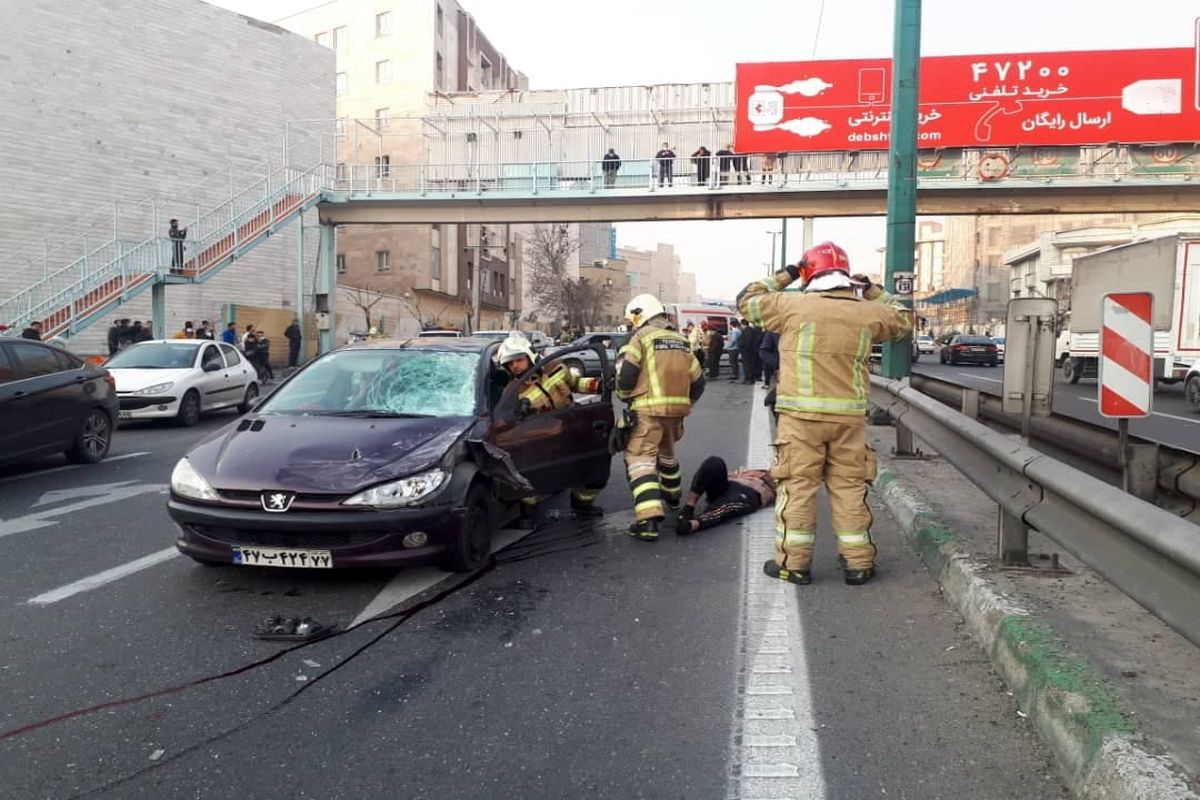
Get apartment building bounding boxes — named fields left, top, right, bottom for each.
left=279, top=0, right=528, bottom=331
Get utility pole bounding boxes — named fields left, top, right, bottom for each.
left=463, top=224, right=497, bottom=334
left=767, top=229, right=782, bottom=275
left=780, top=218, right=789, bottom=267
left=882, top=0, right=921, bottom=380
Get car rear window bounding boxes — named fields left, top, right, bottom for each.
left=261, top=349, right=479, bottom=418
left=957, top=337, right=993, bottom=344
left=0, top=347, right=15, bottom=382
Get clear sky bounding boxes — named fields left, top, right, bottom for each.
left=209, top=0, right=1198, bottom=298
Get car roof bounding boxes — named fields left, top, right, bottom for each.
left=340, top=337, right=493, bottom=353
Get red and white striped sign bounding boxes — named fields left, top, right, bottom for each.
left=1099, top=292, right=1154, bottom=418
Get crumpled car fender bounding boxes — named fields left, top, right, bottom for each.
left=465, top=439, right=534, bottom=500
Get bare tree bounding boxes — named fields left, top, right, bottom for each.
left=524, top=224, right=615, bottom=330
left=341, top=285, right=385, bottom=333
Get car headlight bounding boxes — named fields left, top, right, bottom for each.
left=342, top=468, right=447, bottom=509
left=171, top=458, right=219, bottom=502
left=134, top=381, right=175, bottom=395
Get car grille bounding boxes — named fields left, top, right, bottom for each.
left=216, top=489, right=350, bottom=505
left=119, top=396, right=177, bottom=410
left=186, top=525, right=390, bottom=550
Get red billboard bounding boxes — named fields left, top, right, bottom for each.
left=735, top=46, right=1200, bottom=152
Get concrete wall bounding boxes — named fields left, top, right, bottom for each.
left=0, top=0, right=334, bottom=355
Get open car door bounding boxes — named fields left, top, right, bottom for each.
left=490, top=342, right=614, bottom=497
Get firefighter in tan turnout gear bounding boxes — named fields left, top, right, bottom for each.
left=738, top=242, right=910, bottom=585
left=616, top=294, right=706, bottom=540
left=496, top=334, right=607, bottom=525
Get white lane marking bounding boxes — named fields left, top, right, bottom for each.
left=1071, top=395, right=1200, bottom=424
left=0, top=483, right=169, bottom=539
left=726, top=386, right=827, bottom=800
left=0, top=452, right=149, bottom=485
left=27, top=548, right=179, bottom=605
left=955, top=371, right=1001, bottom=383
left=34, top=480, right=137, bottom=508
left=349, top=526, right=532, bottom=627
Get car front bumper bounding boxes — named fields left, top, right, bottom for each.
left=168, top=498, right=468, bottom=568
left=118, top=395, right=182, bottom=419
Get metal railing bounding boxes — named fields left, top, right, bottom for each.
left=870, top=374, right=1200, bottom=648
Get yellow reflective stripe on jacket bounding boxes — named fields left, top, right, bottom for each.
left=618, top=343, right=642, bottom=365
left=852, top=328, right=870, bottom=407
left=774, top=394, right=868, bottom=414
left=631, top=396, right=691, bottom=410
left=793, top=322, right=815, bottom=397
left=745, top=296, right=765, bottom=327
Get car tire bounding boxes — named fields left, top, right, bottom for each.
left=177, top=390, right=202, bottom=427
left=1186, top=375, right=1200, bottom=411
left=238, top=383, right=260, bottom=414
left=440, top=483, right=494, bottom=573
left=1063, top=358, right=1081, bottom=385
left=65, top=409, right=113, bottom=464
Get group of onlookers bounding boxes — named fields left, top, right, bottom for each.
left=683, top=318, right=777, bottom=388
left=600, top=144, right=786, bottom=188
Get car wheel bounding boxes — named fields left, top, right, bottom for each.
left=238, top=383, right=260, bottom=414
left=948, top=354, right=957, bottom=365
left=440, top=483, right=494, bottom=573
left=1186, top=375, right=1200, bottom=411
left=177, top=390, right=202, bottom=427
left=1063, top=358, right=1081, bottom=385
left=65, top=409, right=113, bottom=464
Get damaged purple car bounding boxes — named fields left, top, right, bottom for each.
left=168, top=338, right=613, bottom=572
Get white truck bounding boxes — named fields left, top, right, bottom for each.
left=1063, top=233, right=1200, bottom=384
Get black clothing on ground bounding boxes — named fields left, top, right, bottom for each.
left=687, top=456, right=764, bottom=531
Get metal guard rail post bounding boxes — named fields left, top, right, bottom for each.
left=869, top=373, right=1200, bottom=648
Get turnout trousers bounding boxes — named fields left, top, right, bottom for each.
left=770, top=414, right=878, bottom=571
left=624, top=415, right=685, bottom=521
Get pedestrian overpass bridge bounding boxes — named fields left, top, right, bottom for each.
left=3, top=144, right=1199, bottom=341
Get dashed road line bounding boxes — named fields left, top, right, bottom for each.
left=0, top=452, right=149, bottom=485
left=27, top=547, right=179, bottom=605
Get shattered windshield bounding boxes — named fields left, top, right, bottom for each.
left=260, top=348, right=478, bottom=417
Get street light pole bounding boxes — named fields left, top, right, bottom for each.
left=767, top=229, right=782, bottom=275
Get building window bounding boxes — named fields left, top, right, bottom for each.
left=430, top=227, right=442, bottom=280
left=335, top=162, right=347, bottom=180
left=375, top=60, right=392, bottom=85
left=314, top=31, right=330, bottom=47
left=332, top=26, right=346, bottom=50
left=435, top=4, right=444, bottom=36
left=336, top=254, right=346, bottom=274
left=435, top=52, right=444, bottom=90
left=374, top=155, right=390, bottom=177
left=375, top=11, right=391, bottom=36
left=335, top=117, right=347, bottom=137
left=479, top=54, right=492, bottom=89
left=481, top=269, right=492, bottom=293
left=335, top=72, right=347, bottom=96
left=376, top=251, right=391, bottom=273
left=375, top=107, right=389, bottom=128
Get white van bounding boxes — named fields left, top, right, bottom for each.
left=665, top=303, right=739, bottom=336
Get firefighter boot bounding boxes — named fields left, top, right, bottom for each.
left=763, top=559, right=811, bottom=585
left=627, top=518, right=660, bottom=541
left=839, top=555, right=876, bottom=586
left=570, top=495, right=604, bottom=518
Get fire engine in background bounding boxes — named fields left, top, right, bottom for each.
left=1062, top=233, right=1200, bottom=385
left=665, top=302, right=738, bottom=335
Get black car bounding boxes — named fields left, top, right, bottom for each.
left=547, top=331, right=626, bottom=377
left=939, top=335, right=999, bottom=366
left=168, top=338, right=613, bottom=572
left=0, top=338, right=118, bottom=465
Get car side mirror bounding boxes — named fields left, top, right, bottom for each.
left=203, top=362, right=221, bottom=372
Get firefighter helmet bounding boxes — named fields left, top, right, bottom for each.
left=496, top=333, right=536, bottom=366
left=799, top=241, right=852, bottom=284
left=624, top=294, right=666, bottom=329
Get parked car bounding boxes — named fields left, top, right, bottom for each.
left=0, top=338, right=118, bottom=465
left=991, top=336, right=1006, bottom=363
left=168, top=337, right=613, bottom=572
left=915, top=335, right=937, bottom=355
left=547, top=331, right=626, bottom=377
left=473, top=330, right=555, bottom=354
left=417, top=329, right=462, bottom=338
left=939, top=335, right=999, bottom=366
left=105, top=340, right=259, bottom=426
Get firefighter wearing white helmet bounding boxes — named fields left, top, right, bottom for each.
left=616, top=293, right=706, bottom=540
left=495, top=332, right=607, bottom=525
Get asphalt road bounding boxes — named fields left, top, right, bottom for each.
left=913, top=359, right=1200, bottom=454
left=0, top=380, right=1065, bottom=799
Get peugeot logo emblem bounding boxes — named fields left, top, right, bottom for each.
left=261, top=491, right=295, bottom=513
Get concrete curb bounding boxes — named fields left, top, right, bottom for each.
left=873, top=468, right=1199, bottom=800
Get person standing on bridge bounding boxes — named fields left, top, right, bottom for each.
left=168, top=218, right=187, bottom=273
left=654, top=143, right=676, bottom=187
left=691, top=145, right=712, bottom=186
left=602, top=148, right=621, bottom=188
left=616, top=293, right=706, bottom=540
left=738, top=242, right=910, bottom=586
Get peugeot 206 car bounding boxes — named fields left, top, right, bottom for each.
left=106, top=340, right=259, bottom=426
left=167, top=338, right=613, bottom=572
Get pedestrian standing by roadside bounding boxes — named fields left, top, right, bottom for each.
left=739, top=319, right=762, bottom=385
left=168, top=219, right=187, bottom=272
left=222, top=322, right=238, bottom=345
left=725, top=318, right=742, bottom=381
left=256, top=334, right=274, bottom=381
left=243, top=328, right=263, bottom=379
left=20, top=321, right=43, bottom=340
left=739, top=241, right=910, bottom=586
left=284, top=318, right=303, bottom=367
left=759, top=329, right=779, bottom=389
left=197, top=321, right=215, bottom=340
left=706, top=324, right=724, bottom=378
left=616, top=293, right=706, bottom=540
left=602, top=148, right=622, bottom=188
left=655, top=143, right=676, bottom=187
left=106, top=319, right=123, bottom=356
left=241, top=324, right=257, bottom=351
left=133, top=320, right=153, bottom=342
left=173, top=321, right=196, bottom=339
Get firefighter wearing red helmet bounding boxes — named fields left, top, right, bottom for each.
left=737, top=241, right=910, bottom=586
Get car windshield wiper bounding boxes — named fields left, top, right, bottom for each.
left=309, top=409, right=436, bottom=418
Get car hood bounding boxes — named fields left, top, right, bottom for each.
left=111, top=368, right=193, bottom=392
left=184, top=414, right=475, bottom=494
